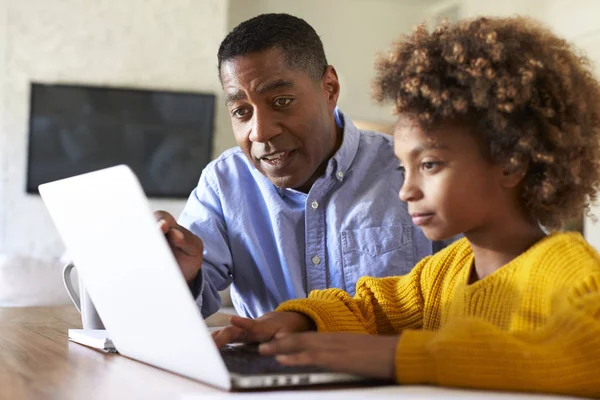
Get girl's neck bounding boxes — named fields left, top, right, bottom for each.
left=466, top=219, right=547, bottom=283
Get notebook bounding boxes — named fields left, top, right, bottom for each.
left=67, top=326, right=224, bottom=354
left=68, top=329, right=116, bottom=353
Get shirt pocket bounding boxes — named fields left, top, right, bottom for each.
left=341, top=224, right=415, bottom=295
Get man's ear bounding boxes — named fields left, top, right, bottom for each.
left=321, top=65, right=340, bottom=112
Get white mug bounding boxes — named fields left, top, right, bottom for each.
left=62, top=262, right=105, bottom=330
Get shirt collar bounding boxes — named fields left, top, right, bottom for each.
left=327, top=108, right=360, bottom=182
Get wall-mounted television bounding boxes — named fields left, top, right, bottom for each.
left=26, top=82, right=216, bottom=198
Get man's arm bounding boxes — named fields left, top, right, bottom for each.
left=160, top=170, right=234, bottom=318
left=180, top=170, right=235, bottom=318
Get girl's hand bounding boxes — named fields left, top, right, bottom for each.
left=212, top=312, right=316, bottom=348
left=259, top=332, right=400, bottom=380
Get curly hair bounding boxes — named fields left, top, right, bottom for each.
left=373, top=16, right=600, bottom=230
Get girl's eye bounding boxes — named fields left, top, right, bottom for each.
left=274, top=98, right=292, bottom=107
left=396, top=165, right=405, bottom=175
left=422, top=161, right=441, bottom=171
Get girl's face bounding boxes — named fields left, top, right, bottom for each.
left=394, top=116, right=514, bottom=241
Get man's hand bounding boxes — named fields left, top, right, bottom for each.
left=154, top=210, right=204, bottom=283
left=259, top=332, right=399, bottom=380
left=212, top=312, right=316, bottom=348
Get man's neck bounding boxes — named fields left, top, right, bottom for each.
left=295, top=123, right=344, bottom=193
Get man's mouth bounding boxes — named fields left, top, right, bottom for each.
left=259, top=150, right=296, bottom=169
left=261, top=151, right=289, bottom=162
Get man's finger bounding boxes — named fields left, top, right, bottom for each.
left=157, top=219, right=170, bottom=234
left=154, top=210, right=203, bottom=255
left=166, top=227, right=186, bottom=243
left=155, top=210, right=177, bottom=234
left=164, top=225, right=203, bottom=256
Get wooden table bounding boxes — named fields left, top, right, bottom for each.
left=0, top=306, right=224, bottom=399
left=1, top=307, right=565, bottom=400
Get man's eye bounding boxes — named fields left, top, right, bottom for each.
left=232, top=108, right=249, bottom=118
left=274, top=98, right=292, bottom=107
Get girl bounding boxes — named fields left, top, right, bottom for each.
left=213, top=16, right=600, bottom=397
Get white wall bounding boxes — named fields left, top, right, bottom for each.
left=461, top=0, right=548, bottom=18
left=0, top=0, right=7, bottom=251
left=0, top=0, right=231, bottom=258
left=545, top=0, right=600, bottom=250
left=228, top=0, right=430, bottom=125
left=4, top=0, right=599, bottom=258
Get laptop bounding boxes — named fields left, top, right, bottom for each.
left=39, top=165, right=364, bottom=391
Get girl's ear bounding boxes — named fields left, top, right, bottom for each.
left=499, top=163, right=527, bottom=188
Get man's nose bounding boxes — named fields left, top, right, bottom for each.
left=249, top=110, right=280, bottom=143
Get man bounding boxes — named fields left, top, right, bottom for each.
left=157, top=13, right=446, bottom=319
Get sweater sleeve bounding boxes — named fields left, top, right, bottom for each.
left=395, top=273, right=600, bottom=398
left=276, top=255, right=431, bottom=334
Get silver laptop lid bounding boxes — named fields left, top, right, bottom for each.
left=39, top=165, right=232, bottom=390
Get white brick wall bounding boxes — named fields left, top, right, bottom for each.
left=0, top=0, right=230, bottom=258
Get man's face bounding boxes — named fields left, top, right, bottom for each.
left=220, top=48, right=339, bottom=192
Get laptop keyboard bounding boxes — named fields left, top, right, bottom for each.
left=219, top=344, right=328, bottom=375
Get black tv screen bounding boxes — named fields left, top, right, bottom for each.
left=26, top=82, right=216, bottom=198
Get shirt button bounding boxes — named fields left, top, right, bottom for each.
left=311, top=201, right=319, bottom=209
left=311, top=255, right=321, bottom=265
left=336, top=171, right=344, bottom=180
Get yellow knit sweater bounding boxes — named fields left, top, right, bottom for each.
left=276, top=232, right=600, bottom=397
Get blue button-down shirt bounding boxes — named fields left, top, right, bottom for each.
left=179, top=110, right=444, bottom=318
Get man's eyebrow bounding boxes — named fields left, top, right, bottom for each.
left=225, top=90, right=246, bottom=105
left=224, top=79, right=295, bottom=105
left=256, top=79, right=295, bottom=94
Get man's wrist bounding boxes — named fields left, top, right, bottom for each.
left=187, top=267, right=203, bottom=295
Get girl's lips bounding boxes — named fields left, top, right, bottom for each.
left=411, top=213, right=434, bottom=226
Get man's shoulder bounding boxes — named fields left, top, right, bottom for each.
left=346, top=127, right=397, bottom=175
left=357, top=128, right=394, bottom=147
left=354, top=128, right=395, bottom=160
left=206, top=147, right=245, bottom=167
left=200, top=147, right=266, bottom=196
left=203, top=147, right=254, bottom=177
